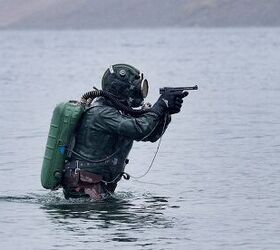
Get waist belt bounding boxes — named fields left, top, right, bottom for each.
left=63, top=160, right=130, bottom=188
left=63, top=161, right=101, bottom=187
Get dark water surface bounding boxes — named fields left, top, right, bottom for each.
left=0, top=28, right=279, bottom=249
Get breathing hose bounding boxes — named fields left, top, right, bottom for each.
left=80, top=90, right=154, bottom=117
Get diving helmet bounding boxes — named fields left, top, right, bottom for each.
left=101, top=64, right=149, bottom=107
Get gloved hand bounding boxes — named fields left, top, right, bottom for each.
left=151, top=91, right=188, bottom=116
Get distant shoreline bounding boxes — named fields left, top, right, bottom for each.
left=1, top=0, right=279, bottom=30
left=1, top=26, right=280, bottom=31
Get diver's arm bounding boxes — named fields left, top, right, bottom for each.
left=94, top=106, right=162, bottom=141
left=94, top=89, right=187, bottom=141
left=141, top=114, right=171, bottom=142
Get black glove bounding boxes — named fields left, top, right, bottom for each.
left=151, top=91, right=188, bottom=116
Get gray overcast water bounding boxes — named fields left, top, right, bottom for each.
left=0, top=28, right=279, bottom=250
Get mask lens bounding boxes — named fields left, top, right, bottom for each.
left=141, top=79, right=149, bottom=98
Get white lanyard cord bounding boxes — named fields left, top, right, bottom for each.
left=129, top=114, right=167, bottom=179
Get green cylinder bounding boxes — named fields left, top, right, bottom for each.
left=41, top=101, right=84, bottom=189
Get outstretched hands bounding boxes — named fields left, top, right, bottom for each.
left=151, top=90, right=189, bottom=116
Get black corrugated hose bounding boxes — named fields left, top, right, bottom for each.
left=80, top=90, right=154, bottom=117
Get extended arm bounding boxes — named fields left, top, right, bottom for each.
left=93, top=89, right=188, bottom=142
left=141, top=114, right=171, bottom=142
left=94, top=106, right=162, bottom=141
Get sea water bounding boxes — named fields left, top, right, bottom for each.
left=0, top=28, right=279, bottom=250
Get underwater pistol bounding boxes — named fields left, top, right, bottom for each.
left=159, top=85, right=198, bottom=95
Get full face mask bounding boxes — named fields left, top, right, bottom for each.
left=102, top=64, right=149, bottom=107
left=127, top=73, right=149, bottom=107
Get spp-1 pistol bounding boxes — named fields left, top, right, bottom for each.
left=159, top=85, right=198, bottom=94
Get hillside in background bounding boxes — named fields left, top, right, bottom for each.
left=1, top=0, right=280, bottom=29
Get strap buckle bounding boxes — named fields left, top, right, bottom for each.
left=74, top=160, right=80, bottom=174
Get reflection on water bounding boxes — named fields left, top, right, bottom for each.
left=41, top=192, right=173, bottom=242
left=0, top=191, right=175, bottom=245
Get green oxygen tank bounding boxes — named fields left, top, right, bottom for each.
left=41, top=100, right=84, bottom=189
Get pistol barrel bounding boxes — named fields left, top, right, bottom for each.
left=159, top=85, right=198, bottom=94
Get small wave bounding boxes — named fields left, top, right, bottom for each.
left=0, top=190, right=135, bottom=205
left=0, top=194, right=37, bottom=203
left=0, top=190, right=170, bottom=209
